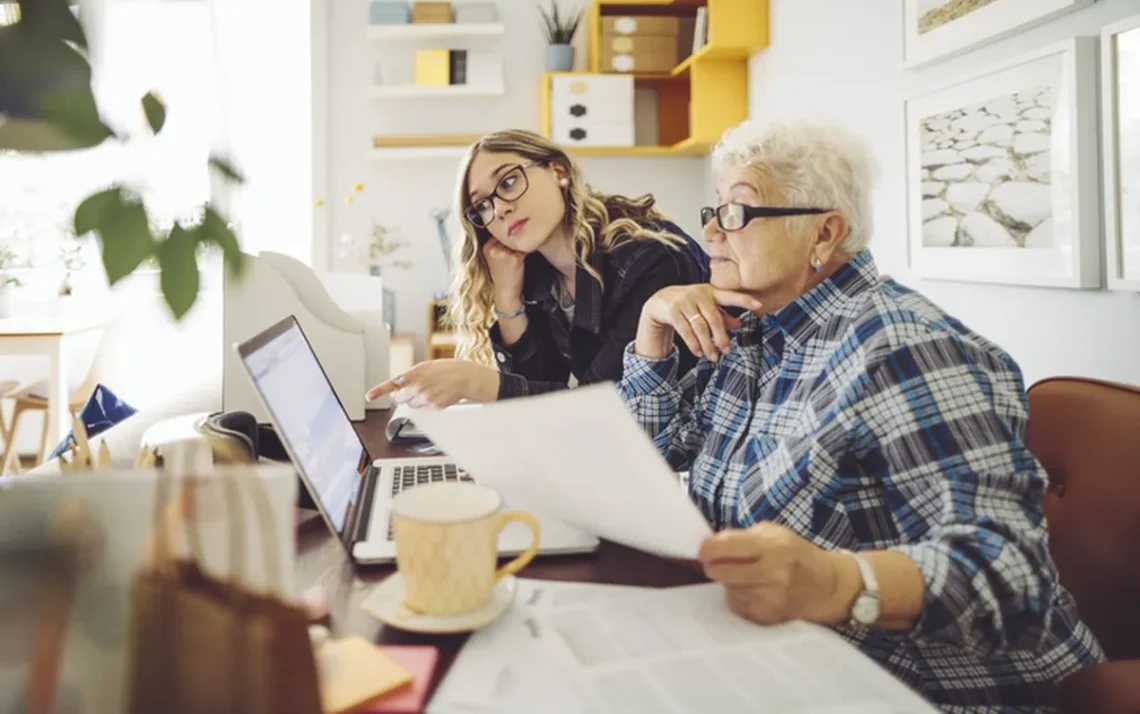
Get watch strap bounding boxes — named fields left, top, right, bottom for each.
left=839, top=549, right=880, bottom=627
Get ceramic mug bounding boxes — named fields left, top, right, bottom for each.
left=390, top=481, right=541, bottom=616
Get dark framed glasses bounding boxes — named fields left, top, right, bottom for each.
left=464, top=162, right=541, bottom=228
left=700, top=202, right=831, bottom=232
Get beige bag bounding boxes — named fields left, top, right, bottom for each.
left=123, top=469, right=322, bottom=714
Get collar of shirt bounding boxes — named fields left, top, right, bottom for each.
left=521, top=250, right=605, bottom=334
left=735, top=250, right=879, bottom=352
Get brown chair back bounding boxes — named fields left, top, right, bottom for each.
left=1027, top=377, right=1140, bottom=661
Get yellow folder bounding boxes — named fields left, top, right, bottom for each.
left=414, top=49, right=450, bottom=86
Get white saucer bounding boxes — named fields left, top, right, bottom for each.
left=362, top=573, right=517, bottom=634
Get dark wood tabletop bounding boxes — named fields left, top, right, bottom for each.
left=292, top=408, right=708, bottom=706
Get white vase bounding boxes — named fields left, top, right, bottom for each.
left=0, top=282, right=13, bottom=319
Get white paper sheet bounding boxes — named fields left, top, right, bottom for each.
left=428, top=581, right=941, bottom=714
left=406, top=383, right=712, bottom=559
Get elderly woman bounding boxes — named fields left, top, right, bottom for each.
left=617, top=119, right=1103, bottom=713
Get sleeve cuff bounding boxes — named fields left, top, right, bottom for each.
left=497, top=371, right=529, bottom=400
left=889, top=541, right=978, bottom=649
left=490, top=318, right=541, bottom=368
left=619, top=342, right=680, bottom=396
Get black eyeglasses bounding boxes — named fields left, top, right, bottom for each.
left=700, top=202, right=831, bottom=232
left=464, top=162, right=543, bottom=228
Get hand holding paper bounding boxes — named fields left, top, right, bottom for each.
left=406, top=383, right=712, bottom=559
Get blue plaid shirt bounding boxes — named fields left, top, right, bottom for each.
left=618, top=251, right=1104, bottom=713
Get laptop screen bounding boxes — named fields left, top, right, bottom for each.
left=240, top=319, right=368, bottom=537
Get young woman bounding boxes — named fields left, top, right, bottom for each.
left=366, top=128, right=709, bottom=409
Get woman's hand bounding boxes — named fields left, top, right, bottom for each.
left=483, top=238, right=527, bottom=307
left=365, top=360, right=500, bottom=409
left=635, top=284, right=763, bottom=362
left=698, top=523, right=861, bottom=627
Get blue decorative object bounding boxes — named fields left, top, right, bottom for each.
left=48, top=384, right=138, bottom=461
left=370, top=1, right=410, bottom=25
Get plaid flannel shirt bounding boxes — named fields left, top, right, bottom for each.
left=618, top=251, right=1104, bottom=713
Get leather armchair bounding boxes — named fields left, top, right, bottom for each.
left=1027, top=377, right=1140, bottom=714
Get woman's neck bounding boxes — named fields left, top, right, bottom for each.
left=538, top=225, right=577, bottom=283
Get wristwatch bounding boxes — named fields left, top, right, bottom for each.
left=840, top=549, right=881, bottom=627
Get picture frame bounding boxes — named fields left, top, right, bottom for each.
left=902, top=0, right=1096, bottom=69
left=904, top=37, right=1101, bottom=289
left=1101, top=13, right=1140, bottom=292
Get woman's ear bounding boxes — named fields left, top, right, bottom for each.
left=814, top=212, right=850, bottom=263
left=550, top=161, right=571, bottom=187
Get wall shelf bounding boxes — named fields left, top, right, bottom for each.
left=371, top=133, right=480, bottom=159
left=539, top=0, right=766, bottom=158
left=365, top=23, right=505, bottom=40
left=369, top=84, right=505, bottom=98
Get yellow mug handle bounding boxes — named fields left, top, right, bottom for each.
left=493, top=511, right=541, bottom=582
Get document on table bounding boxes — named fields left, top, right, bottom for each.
left=427, top=580, right=940, bottom=714
left=407, top=383, right=712, bottom=559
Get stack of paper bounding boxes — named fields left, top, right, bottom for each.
left=405, top=384, right=713, bottom=560
left=427, top=580, right=939, bottom=714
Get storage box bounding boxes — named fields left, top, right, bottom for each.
left=370, top=1, right=410, bottom=25
left=601, top=14, right=680, bottom=74
left=455, top=2, right=498, bottom=24
left=412, top=1, right=453, bottom=23
left=601, top=16, right=680, bottom=37
left=601, top=34, right=678, bottom=73
left=549, top=74, right=634, bottom=147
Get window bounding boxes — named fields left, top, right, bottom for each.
left=0, top=0, right=218, bottom=273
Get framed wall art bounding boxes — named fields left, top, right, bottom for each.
left=902, top=0, right=1096, bottom=69
left=904, top=37, right=1101, bottom=289
left=1101, top=13, right=1140, bottom=292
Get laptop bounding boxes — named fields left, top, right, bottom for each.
left=235, top=315, right=599, bottom=565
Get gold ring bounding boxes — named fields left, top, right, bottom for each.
left=686, top=314, right=705, bottom=323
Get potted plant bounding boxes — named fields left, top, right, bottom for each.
left=0, top=0, right=246, bottom=320
left=0, top=245, right=23, bottom=318
left=539, top=1, right=583, bottom=73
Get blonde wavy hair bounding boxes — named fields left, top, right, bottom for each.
left=449, top=129, right=685, bottom=366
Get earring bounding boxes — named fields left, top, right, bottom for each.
left=559, top=178, right=569, bottom=187
left=812, top=256, right=822, bottom=272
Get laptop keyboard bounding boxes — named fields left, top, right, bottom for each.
left=384, top=463, right=474, bottom=540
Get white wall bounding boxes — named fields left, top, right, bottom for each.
left=749, top=0, right=1140, bottom=386
left=323, top=0, right=708, bottom=359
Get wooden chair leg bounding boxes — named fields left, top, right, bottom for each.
left=35, top=409, right=51, bottom=467
left=1, top=403, right=28, bottom=474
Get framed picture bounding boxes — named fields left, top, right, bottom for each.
left=904, top=38, right=1101, bottom=289
left=1101, top=13, right=1140, bottom=292
left=903, top=0, right=1096, bottom=69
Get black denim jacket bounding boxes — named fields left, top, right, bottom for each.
left=489, top=221, right=710, bottom=399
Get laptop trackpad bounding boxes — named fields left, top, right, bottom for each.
left=497, top=515, right=596, bottom=555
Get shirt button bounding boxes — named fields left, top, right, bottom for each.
left=496, top=352, right=506, bottom=363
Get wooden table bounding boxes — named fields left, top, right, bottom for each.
left=293, top=409, right=708, bottom=705
left=0, top=311, right=106, bottom=461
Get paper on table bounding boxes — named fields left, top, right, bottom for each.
left=406, top=383, right=712, bottom=559
left=429, top=582, right=942, bottom=714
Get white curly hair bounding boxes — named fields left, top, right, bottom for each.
left=711, top=119, right=879, bottom=255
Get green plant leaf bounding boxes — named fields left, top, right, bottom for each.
left=141, top=91, right=166, bottom=134
left=97, top=194, right=155, bottom=284
left=157, top=224, right=199, bottom=318
left=73, top=186, right=120, bottom=237
left=208, top=155, right=245, bottom=184
left=200, top=206, right=245, bottom=277
left=36, top=87, right=115, bottom=146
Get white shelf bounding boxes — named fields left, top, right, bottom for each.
left=371, top=147, right=468, bottom=160
left=365, top=23, right=505, bottom=40
left=369, top=84, right=505, bottom=98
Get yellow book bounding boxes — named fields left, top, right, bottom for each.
left=315, top=636, right=413, bottom=714
left=414, top=49, right=450, bottom=86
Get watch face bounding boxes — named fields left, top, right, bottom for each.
left=853, top=597, right=880, bottom=625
